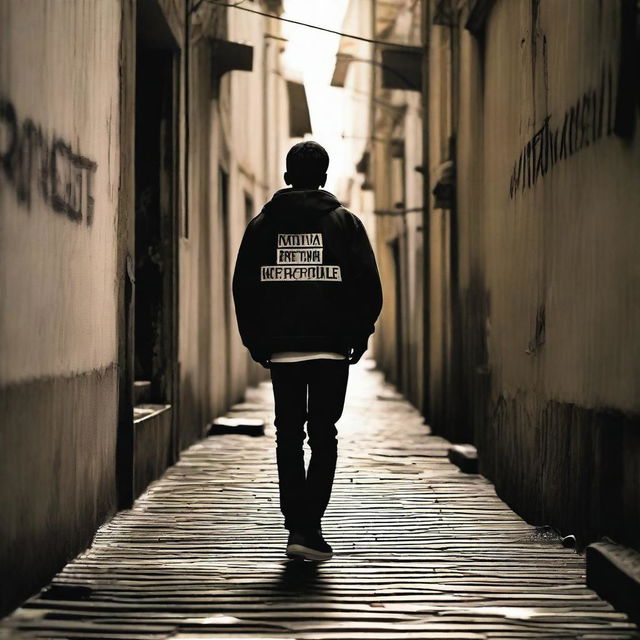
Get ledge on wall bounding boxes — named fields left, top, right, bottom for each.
left=380, top=47, right=422, bottom=92
left=133, top=404, right=172, bottom=498
left=331, top=53, right=353, bottom=88
left=448, top=444, right=479, bottom=474
left=464, top=0, right=496, bottom=36
left=587, top=540, right=640, bottom=623
left=210, top=39, right=254, bottom=96
left=286, top=80, right=312, bottom=138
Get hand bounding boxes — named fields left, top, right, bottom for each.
left=250, top=350, right=271, bottom=368
left=348, top=339, right=368, bottom=365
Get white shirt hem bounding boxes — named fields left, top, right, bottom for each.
left=270, top=351, right=347, bottom=364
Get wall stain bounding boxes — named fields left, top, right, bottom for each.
left=526, top=304, right=545, bottom=355
left=484, top=392, right=639, bottom=549
left=530, top=0, right=541, bottom=124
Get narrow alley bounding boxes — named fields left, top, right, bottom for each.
left=2, top=362, right=636, bottom=640
left=2, top=0, right=640, bottom=634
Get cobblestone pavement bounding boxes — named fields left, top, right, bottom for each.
left=2, top=361, right=638, bottom=639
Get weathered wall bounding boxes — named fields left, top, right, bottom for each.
left=427, top=20, right=456, bottom=438
left=453, top=0, right=640, bottom=547
left=179, top=29, right=217, bottom=448
left=454, top=15, right=489, bottom=448
left=369, top=0, right=426, bottom=412
left=0, top=0, right=288, bottom=615
left=179, top=3, right=280, bottom=449
left=226, top=5, right=274, bottom=405
left=0, top=0, right=121, bottom=613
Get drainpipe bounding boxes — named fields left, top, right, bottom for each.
left=185, top=0, right=190, bottom=238
left=421, top=0, right=431, bottom=420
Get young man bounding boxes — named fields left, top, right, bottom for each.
left=232, top=141, right=382, bottom=560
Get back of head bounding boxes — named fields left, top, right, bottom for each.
left=285, top=141, right=330, bottom=189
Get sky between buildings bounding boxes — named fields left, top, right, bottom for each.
left=281, top=0, right=350, bottom=194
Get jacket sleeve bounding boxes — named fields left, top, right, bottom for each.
left=347, top=215, right=383, bottom=345
left=232, top=222, right=264, bottom=359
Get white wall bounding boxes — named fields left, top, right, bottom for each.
left=0, top=0, right=120, bottom=384
left=451, top=0, right=640, bottom=546
left=484, top=0, right=640, bottom=414
left=0, top=0, right=122, bottom=613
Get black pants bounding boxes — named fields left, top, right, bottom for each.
left=270, top=359, right=349, bottom=532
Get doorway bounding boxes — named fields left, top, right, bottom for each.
left=132, top=0, right=179, bottom=498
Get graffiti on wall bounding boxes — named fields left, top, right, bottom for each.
left=508, top=64, right=615, bottom=199
left=0, top=98, right=98, bottom=225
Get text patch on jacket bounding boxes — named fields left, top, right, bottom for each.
left=260, top=232, right=342, bottom=282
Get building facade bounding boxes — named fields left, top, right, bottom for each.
left=436, top=0, right=640, bottom=550
left=336, top=0, right=640, bottom=552
left=334, top=0, right=427, bottom=411
left=0, top=0, right=307, bottom=614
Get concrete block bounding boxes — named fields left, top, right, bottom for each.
left=448, top=444, right=479, bottom=474
left=208, top=417, right=265, bottom=437
left=133, top=404, right=172, bottom=498
left=133, top=380, right=151, bottom=405
left=587, top=540, right=640, bottom=623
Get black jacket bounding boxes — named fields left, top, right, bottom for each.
left=232, top=188, right=382, bottom=361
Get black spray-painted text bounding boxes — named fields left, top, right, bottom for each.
left=509, top=63, right=615, bottom=199
left=0, top=97, right=98, bottom=225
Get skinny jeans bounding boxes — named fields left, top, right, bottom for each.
left=270, top=359, right=349, bottom=532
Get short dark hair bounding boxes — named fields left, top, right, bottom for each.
left=286, top=141, right=329, bottom=186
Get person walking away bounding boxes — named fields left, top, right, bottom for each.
left=232, top=141, right=382, bottom=560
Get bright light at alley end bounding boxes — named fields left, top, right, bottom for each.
left=281, top=0, right=349, bottom=194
